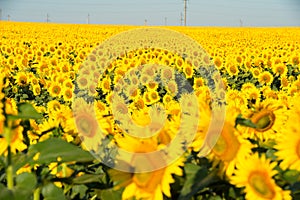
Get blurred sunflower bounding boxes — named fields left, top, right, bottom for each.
left=275, top=102, right=300, bottom=171
left=209, top=108, right=253, bottom=177
left=230, top=153, right=291, bottom=200
left=110, top=134, right=185, bottom=200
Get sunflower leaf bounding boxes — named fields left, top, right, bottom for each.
left=27, top=138, right=94, bottom=165
left=41, top=182, right=66, bottom=200
left=234, top=114, right=257, bottom=128
left=179, top=163, right=219, bottom=200
left=7, top=102, right=43, bottom=120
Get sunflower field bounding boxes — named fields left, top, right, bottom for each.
left=0, top=21, right=300, bottom=200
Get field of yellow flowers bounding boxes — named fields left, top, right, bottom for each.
left=0, top=21, right=300, bottom=200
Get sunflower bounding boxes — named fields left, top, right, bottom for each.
left=251, top=67, right=261, bottom=79
left=230, top=153, right=292, bottom=200
left=240, top=99, right=287, bottom=141
left=161, top=67, right=175, bottom=83
left=110, top=134, right=185, bottom=200
left=0, top=120, right=26, bottom=155
left=99, top=77, right=111, bottom=94
left=226, top=62, right=239, bottom=76
left=193, top=77, right=205, bottom=90
left=32, top=85, right=41, bottom=96
left=280, top=76, right=290, bottom=90
left=258, top=71, right=274, bottom=86
left=73, top=98, right=103, bottom=151
left=49, top=82, right=62, bottom=98
left=209, top=111, right=253, bottom=177
left=15, top=71, right=28, bottom=86
left=62, top=88, right=73, bottom=102
left=214, top=56, right=223, bottom=69
left=166, top=80, right=178, bottom=96
left=226, top=89, right=248, bottom=112
left=272, top=63, right=287, bottom=77
left=275, top=104, right=300, bottom=171
left=182, top=64, right=193, bottom=79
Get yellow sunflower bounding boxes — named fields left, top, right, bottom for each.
left=258, top=71, right=274, bottom=86
left=73, top=98, right=104, bottom=151
left=272, top=63, right=287, bottom=77
left=110, top=134, right=185, bottom=200
left=275, top=104, right=300, bottom=171
left=209, top=107, right=253, bottom=177
left=15, top=71, right=29, bottom=86
left=49, top=82, right=62, bottom=98
left=226, top=62, right=239, bottom=76
left=0, top=120, right=26, bottom=155
left=230, top=153, right=291, bottom=200
left=239, top=99, right=287, bottom=141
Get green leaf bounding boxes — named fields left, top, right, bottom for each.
left=234, top=114, right=257, bottom=128
left=8, top=102, right=43, bottom=120
left=0, top=182, right=34, bottom=200
left=15, top=172, right=37, bottom=191
left=70, top=185, right=88, bottom=199
left=282, top=170, right=300, bottom=184
left=27, top=138, right=94, bottom=165
left=209, top=196, right=222, bottom=200
left=266, top=149, right=277, bottom=160
left=72, top=174, right=104, bottom=184
left=179, top=163, right=219, bottom=200
left=41, top=183, right=66, bottom=200
left=0, top=183, right=15, bottom=200
left=98, top=188, right=123, bottom=200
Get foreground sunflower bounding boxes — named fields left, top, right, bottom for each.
left=109, top=134, right=184, bottom=200
left=275, top=99, right=300, bottom=171
left=209, top=107, right=253, bottom=177
left=240, top=98, right=287, bottom=141
left=230, top=153, right=291, bottom=200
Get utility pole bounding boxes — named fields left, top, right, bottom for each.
left=184, top=0, right=188, bottom=26
left=240, top=19, right=243, bottom=27
left=87, top=13, right=90, bottom=24
left=144, top=19, right=147, bottom=26
left=7, top=14, right=10, bottom=21
left=0, top=9, right=2, bottom=21
left=46, top=13, right=49, bottom=23
left=180, top=12, right=183, bottom=26
left=164, top=17, right=167, bottom=26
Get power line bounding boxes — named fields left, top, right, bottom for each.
left=46, top=13, right=49, bottom=23
left=180, top=12, right=183, bottom=26
left=184, top=0, right=188, bottom=26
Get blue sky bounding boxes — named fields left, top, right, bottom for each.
left=0, top=0, right=299, bottom=26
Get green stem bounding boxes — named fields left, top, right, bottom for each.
left=5, top=122, right=14, bottom=190
left=6, top=146, right=13, bottom=190
left=33, top=187, right=41, bottom=200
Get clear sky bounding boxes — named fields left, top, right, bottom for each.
left=0, top=0, right=299, bottom=26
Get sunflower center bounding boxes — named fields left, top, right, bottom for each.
left=131, top=154, right=164, bottom=192
left=134, top=171, right=154, bottom=188
left=76, top=115, right=96, bottom=138
left=212, top=123, right=240, bottom=161
left=248, top=171, right=276, bottom=199
left=251, top=110, right=275, bottom=132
